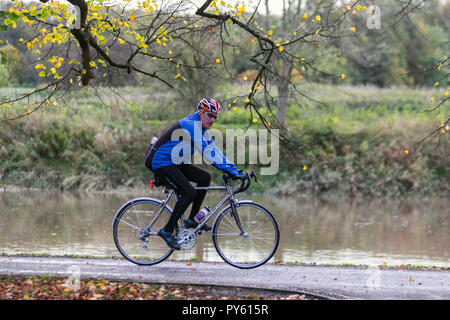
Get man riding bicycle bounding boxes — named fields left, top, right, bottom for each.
left=144, top=98, right=244, bottom=250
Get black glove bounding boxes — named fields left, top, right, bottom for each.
left=228, top=170, right=244, bottom=180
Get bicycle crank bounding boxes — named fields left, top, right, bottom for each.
left=177, top=228, right=197, bottom=250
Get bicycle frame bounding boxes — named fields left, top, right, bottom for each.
left=147, top=177, right=247, bottom=235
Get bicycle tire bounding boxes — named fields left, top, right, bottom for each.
left=112, top=198, right=174, bottom=266
left=212, top=201, right=279, bottom=269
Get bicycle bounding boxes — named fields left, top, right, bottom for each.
left=112, top=171, right=279, bottom=269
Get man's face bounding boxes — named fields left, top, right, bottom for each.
left=200, top=111, right=217, bottom=129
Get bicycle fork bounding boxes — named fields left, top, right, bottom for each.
left=224, top=181, right=247, bottom=237
left=229, top=199, right=248, bottom=237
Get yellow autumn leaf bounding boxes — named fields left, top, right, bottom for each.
left=350, top=27, right=356, bottom=32
left=357, top=4, right=366, bottom=11
left=341, top=73, right=346, bottom=79
left=315, top=15, right=321, bottom=21
left=302, top=13, right=308, bottom=19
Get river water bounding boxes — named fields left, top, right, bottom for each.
left=0, top=189, right=448, bottom=267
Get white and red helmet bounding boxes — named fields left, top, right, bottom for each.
left=197, top=98, right=221, bottom=114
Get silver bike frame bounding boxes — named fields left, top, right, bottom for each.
left=147, top=182, right=244, bottom=234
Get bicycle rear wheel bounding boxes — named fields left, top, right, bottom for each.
left=113, top=198, right=174, bottom=265
left=212, top=201, right=279, bottom=269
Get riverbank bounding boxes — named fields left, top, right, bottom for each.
left=1, top=85, right=448, bottom=197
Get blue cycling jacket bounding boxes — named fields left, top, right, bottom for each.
left=146, top=112, right=241, bottom=176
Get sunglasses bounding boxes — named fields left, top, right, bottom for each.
left=206, top=112, right=217, bottom=120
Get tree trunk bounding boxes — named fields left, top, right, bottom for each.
left=276, top=81, right=289, bottom=127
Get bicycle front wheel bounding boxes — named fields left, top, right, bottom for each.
left=113, top=198, right=174, bottom=266
left=212, top=201, right=279, bottom=269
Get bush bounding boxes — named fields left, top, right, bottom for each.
left=34, top=122, right=70, bottom=159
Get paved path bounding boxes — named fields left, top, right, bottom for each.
left=0, top=256, right=448, bottom=300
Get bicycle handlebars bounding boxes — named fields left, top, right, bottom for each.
left=223, top=171, right=258, bottom=194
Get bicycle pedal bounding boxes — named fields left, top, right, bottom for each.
left=197, top=230, right=206, bottom=236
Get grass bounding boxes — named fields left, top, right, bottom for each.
left=1, top=84, right=448, bottom=196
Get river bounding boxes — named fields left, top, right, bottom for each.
left=0, top=188, right=448, bottom=267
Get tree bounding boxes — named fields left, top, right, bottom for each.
left=1, top=0, right=213, bottom=118
left=0, top=0, right=448, bottom=156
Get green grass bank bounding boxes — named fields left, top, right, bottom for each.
left=0, top=84, right=448, bottom=196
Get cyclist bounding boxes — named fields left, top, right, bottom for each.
left=144, top=98, right=243, bottom=250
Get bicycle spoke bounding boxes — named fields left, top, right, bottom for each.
left=115, top=216, right=140, bottom=230
left=131, top=202, right=145, bottom=228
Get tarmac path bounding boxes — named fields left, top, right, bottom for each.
left=0, top=255, right=448, bottom=300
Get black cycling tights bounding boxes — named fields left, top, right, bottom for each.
left=154, top=164, right=211, bottom=233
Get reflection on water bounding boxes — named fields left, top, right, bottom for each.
left=0, top=189, right=448, bottom=267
